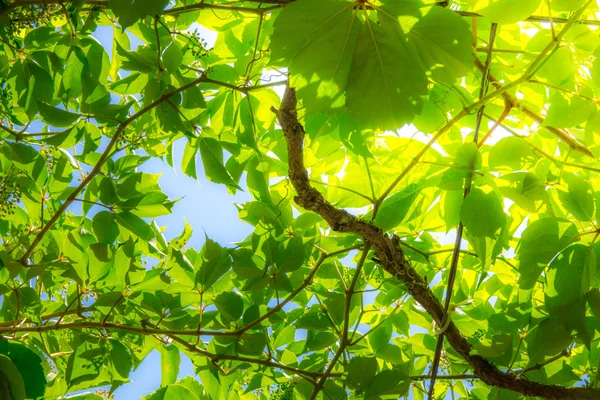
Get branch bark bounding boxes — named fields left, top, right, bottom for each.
left=274, top=86, right=600, bottom=400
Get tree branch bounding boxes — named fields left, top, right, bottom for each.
left=274, top=86, right=600, bottom=400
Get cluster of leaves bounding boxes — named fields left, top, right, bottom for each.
left=0, top=0, right=600, bottom=399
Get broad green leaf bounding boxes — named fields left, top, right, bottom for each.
left=364, top=369, right=410, bottom=399
left=63, top=46, right=86, bottom=97
left=198, top=137, right=238, bottom=187
left=66, top=345, right=103, bottom=386
left=0, top=354, right=26, bottom=400
left=526, top=318, right=572, bottom=365
left=236, top=332, right=267, bottom=355
left=274, top=324, right=296, bottom=349
left=37, top=101, right=79, bottom=127
left=196, top=237, right=231, bottom=288
left=489, top=137, right=535, bottom=169
left=145, top=383, right=198, bottom=400
left=557, top=173, right=595, bottom=221
left=386, top=4, right=474, bottom=84
left=109, top=0, right=169, bottom=29
left=478, top=0, right=542, bottom=24
left=306, top=331, right=337, bottom=351
left=160, top=346, right=180, bottom=387
left=347, top=13, right=426, bottom=129
left=163, top=41, right=183, bottom=74
left=168, top=249, right=196, bottom=288
left=214, top=291, right=244, bottom=322
left=461, top=188, right=506, bottom=238
left=517, top=218, right=578, bottom=289
left=0, top=341, right=46, bottom=399
left=543, top=93, right=596, bottom=129
left=296, top=308, right=333, bottom=331
left=92, top=211, right=120, bottom=244
left=271, top=0, right=472, bottom=129
left=368, top=320, right=393, bottom=352
left=346, top=356, right=377, bottom=392
left=115, top=211, right=155, bottom=241
left=110, top=340, right=133, bottom=380
left=587, top=288, right=600, bottom=320
left=276, top=236, right=305, bottom=273
left=374, top=185, right=420, bottom=231
left=181, top=139, right=198, bottom=180
left=551, top=0, right=586, bottom=11
left=110, top=72, right=149, bottom=95
left=545, top=245, right=596, bottom=317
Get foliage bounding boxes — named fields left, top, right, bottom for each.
left=0, top=0, right=600, bottom=399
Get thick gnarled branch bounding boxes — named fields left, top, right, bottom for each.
left=275, top=86, right=600, bottom=400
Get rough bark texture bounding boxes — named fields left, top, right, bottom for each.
left=276, top=86, right=600, bottom=399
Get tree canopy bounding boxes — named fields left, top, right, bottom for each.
left=1, top=0, right=600, bottom=399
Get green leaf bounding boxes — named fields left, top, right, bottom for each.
left=489, top=137, right=535, bottom=169
left=478, top=0, right=542, bottom=24
left=124, top=191, right=174, bottom=218
left=235, top=98, right=258, bottom=149
left=443, top=190, right=463, bottom=231
left=543, top=93, right=596, bottom=129
left=63, top=46, right=87, bottom=96
left=456, top=142, right=482, bottom=170
left=545, top=245, right=596, bottom=310
left=196, top=237, right=231, bottom=288
left=160, top=346, right=180, bottom=387
left=181, top=139, right=198, bottom=180
left=236, top=332, right=267, bottom=355
left=214, top=291, right=244, bottom=322
left=109, top=0, right=168, bottom=29
left=115, top=211, right=155, bottom=241
left=0, top=341, right=46, bottom=399
left=0, top=251, right=23, bottom=277
left=517, top=218, right=578, bottom=289
left=163, top=41, right=183, bottom=74
left=37, top=101, right=79, bottom=127
left=557, top=172, right=595, bottom=221
left=110, top=72, right=149, bottom=95
left=92, top=211, right=120, bottom=244
left=274, top=325, right=296, bottom=349
left=364, top=369, right=410, bottom=399
left=276, top=236, right=305, bottom=273
left=145, top=383, right=199, bottom=400
left=550, top=0, right=586, bottom=11
left=66, top=345, right=103, bottom=386
left=347, top=12, right=426, bottom=130
left=526, top=318, right=571, bottom=365
left=198, top=137, right=238, bottom=187
left=296, top=309, right=332, bottom=331
left=374, top=185, right=420, bottom=231
left=306, top=331, right=337, bottom=351
left=271, top=0, right=472, bottom=129
left=346, top=356, right=377, bottom=392
left=389, top=4, right=474, bottom=84
left=0, top=354, right=26, bottom=400
left=168, top=248, right=195, bottom=288
left=368, top=319, right=392, bottom=352
left=461, top=188, right=506, bottom=238
left=110, top=340, right=132, bottom=380
left=587, top=288, right=600, bottom=320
